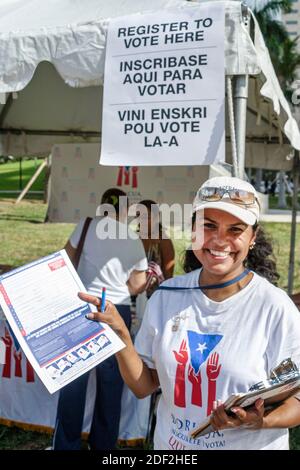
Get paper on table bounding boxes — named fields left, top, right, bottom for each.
left=191, top=375, right=300, bottom=439
left=0, top=250, right=125, bottom=394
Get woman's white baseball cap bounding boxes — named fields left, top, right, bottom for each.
left=192, top=176, right=260, bottom=226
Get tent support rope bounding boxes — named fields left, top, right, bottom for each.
left=227, top=76, right=238, bottom=177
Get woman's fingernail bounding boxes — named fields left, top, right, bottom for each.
left=231, top=408, right=237, bottom=414
left=85, top=313, right=94, bottom=320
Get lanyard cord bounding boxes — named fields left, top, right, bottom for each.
left=158, top=269, right=250, bottom=291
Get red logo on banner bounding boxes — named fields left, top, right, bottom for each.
left=1, top=327, right=35, bottom=382
left=117, top=166, right=139, bottom=188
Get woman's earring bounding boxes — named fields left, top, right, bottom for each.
left=249, top=242, right=256, bottom=250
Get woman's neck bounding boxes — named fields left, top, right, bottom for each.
left=199, top=268, right=253, bottom=302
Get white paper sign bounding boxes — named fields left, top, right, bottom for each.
left=0, top=251, right=125, bottom=394
left=101, top=2, right=225, bottom=166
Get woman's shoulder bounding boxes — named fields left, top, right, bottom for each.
left=253, top=273, right=298, bottom=310
left=158, top=237, right=175, bottom=260
left=159, top=236, right=175, bottom=249
left=159, top=235, right=172, bottom=244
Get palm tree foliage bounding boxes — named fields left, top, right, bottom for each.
left=253, top=0, right=300, bottom=95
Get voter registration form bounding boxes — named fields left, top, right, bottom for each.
left=0, top=250, right=125, bottom=393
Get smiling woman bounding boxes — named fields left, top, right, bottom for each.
left=82, top=176, right=300, bottom=451
left=191, top=209, right=256, bottom=300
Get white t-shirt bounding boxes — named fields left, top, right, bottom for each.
left=135, top=269, right=300, bottom=450
left=70, top=217, right=148, bottom=305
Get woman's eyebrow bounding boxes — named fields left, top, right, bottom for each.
left=229, top=222, right=247, bottom=228
left=204, top=217, right=247, bottom=228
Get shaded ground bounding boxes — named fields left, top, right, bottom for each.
left=0, top=425, right=51, bottom=450
left=1, top=424, right=300, bottom=450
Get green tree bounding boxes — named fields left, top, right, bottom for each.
left=276, top=36, right=300, bottom=93
left=254, top=0, right=300, bottom=96
left=254, top=0, right=292, bottom=40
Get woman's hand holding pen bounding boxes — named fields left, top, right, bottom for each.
left=78, top=292, right=130, bottom=341
left=210, top=398, right=265, bottom=431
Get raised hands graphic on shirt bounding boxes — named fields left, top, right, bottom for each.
left=206, top=352, right=222, bottom=416
left=173, top=339, right=188, bottom=407
left=188, top=364, right=202, bottom=407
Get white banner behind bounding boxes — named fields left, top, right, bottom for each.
left=48, top=143, right=226, bottom=224
left=101, top=2, right=225, bottom=166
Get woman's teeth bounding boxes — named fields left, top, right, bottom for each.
left=209, top=249, right=230, bottom=258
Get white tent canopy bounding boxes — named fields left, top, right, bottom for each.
left=0, top=0, right=299, bottom=170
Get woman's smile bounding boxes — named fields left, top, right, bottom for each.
left=204, top=248, right=234, bottom=260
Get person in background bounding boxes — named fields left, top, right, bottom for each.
left=82, top=176, right=300, bottom=450
left=53, top=188, right=148, bottom=450
left=138, top=199, right=175, bottom=295
left=134, top=199, right=175, bottom=327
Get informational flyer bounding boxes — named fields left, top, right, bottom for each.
left=101, top=2, right=225, bottom=166
left=0, top=250, right=125, bottom=394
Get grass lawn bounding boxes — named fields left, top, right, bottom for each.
left=0, top=199, right=299, bottom=449
left=0, top=159, right=46, bottom=199
left=0, top=200, right=73, bottom=268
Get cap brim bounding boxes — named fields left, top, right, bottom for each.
left=193, top=201, right=257, bottom=225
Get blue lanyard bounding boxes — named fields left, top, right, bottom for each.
left=158, top=269, right=250, bottom=291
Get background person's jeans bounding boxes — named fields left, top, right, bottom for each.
left=53, top=304, right=131, bottom=450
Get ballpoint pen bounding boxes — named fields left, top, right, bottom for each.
left=101, top=287, right=106, bottom=313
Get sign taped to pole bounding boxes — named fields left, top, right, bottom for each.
left=100, top=2, right=225, bottom=166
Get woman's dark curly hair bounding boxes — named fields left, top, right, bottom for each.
left=182, top=215, right=280, bottom=285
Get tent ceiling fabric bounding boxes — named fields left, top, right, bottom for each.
left=0, top=0, right=299, bottom=161
left=0, top=0, right=183, bottom=89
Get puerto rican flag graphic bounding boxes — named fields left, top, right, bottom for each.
left=173, top=331, right=222, bottom=416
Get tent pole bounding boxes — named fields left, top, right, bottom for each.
left=233, top=6, right=250, bottom=179
left=43, top=154, right=52, bottom=204
left=234, top=74, right=249, bottom=179
left=288, top=150, right=300, bottom=295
